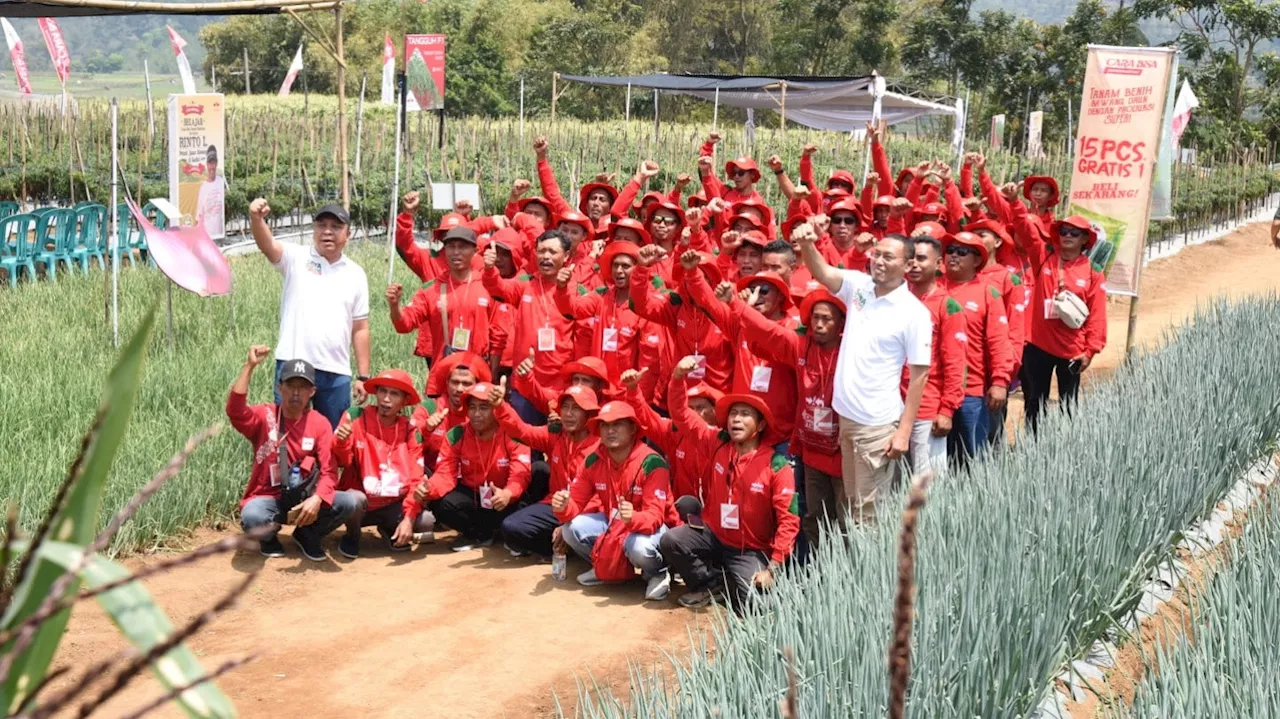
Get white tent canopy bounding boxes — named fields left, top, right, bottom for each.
left=558, top=73, right=959, bottom=132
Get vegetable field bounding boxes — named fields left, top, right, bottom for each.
left=1, top=96, right=1275, bottom=241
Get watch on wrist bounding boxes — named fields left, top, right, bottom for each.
left=358, top=375, right=370, bottom=382
left=773, top=168, right=785, bottom=175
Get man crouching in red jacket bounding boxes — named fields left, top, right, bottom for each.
left=227, top=346, right=363, bottom=562
left=661, top=355, right=799, bottom=613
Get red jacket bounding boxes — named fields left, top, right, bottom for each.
left=406, top=423, right=532, bottom=518
left=732, top=299, right=842, bottom=477
left=630, top=263, right=734, bottom=394
left=482, top=268, right=576, bottom=404
left=392, top=274, right=496, bottom=361
left=494, top=402, right=598, bottom=507
left=226, top=392, right=338, bottom=509
left=981, top=264, right=1028, bottom=374
left=685, top=272, right=798, bottom=439
left=946, top=277, right=1014, bottom=394
left=670, top=376, right=799, bottom=564
left=908, top=286, right=967, bottom=422
left=555, top=441, right=671, bottom=536
left=554, top=283, right=647, bottom=384
left=626, top=386, right=712, bottom=508
left=394, top=211, right=496, bottom=283
left=698, top=139, right=765, bottom=206
left=410, top=397, right=466, bottom=473
left=334, top=409, right=423, bottom=512
left=1011, top=204, right=1108, bottom=360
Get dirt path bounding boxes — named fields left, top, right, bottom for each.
left=52, top=220, right=1280, bottom=719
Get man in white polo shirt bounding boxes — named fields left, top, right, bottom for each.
left=794, top=222, right=931, bottom=522
left=249, top=197, right=372, bottom=428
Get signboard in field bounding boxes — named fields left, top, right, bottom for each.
left=1067, top=45, right=1175, bottom=296
left=990, top=113, right=1005, bottom=149
left=404, top=34, right=446, bottom=112
left=167, top=93, right=227, bottom=240
left=1026, top=111, right=1044, bottom=159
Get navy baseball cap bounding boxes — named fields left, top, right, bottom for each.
left=279, top=359, right=316, bottom=386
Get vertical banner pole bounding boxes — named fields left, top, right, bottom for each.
left=110, top=97, right=119, bottom=349
left=243, top=46, right=251, bottom=94
left=551, top=72, right=558, bottom=128
left=143, top=60, right=155, bottom=140
left=335, top=3, right=349, bottom=209
left=624, top=82, right=631, bottom=124
left=653, top=89, right=659, bottom=144
left=712, top=86, right=719, bottom=133
left=387, top=72, right=405, bottom=285
left=519, top=76, right=525, bottom=142
left=354, top=71, right=366, bottom=174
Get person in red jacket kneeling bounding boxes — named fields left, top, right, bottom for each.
left=660, top=355, right=799, bottom=614
left=551, top=401, right=673, bottom=601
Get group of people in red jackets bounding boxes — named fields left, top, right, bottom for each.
left=228, top=124, right=1107, bottom=613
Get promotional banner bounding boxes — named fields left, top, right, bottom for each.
left=167, top=93, right=227, bottom=240
left=1067, top=45, right=1175, bottom=296
left=1150, top=58, right=1179, bottom=221
left=404, top=34, right=445, bottom=112
left=380, top=32, right=395, bottom=105
left=37, top=18, right=69, bottom=85
left=1, top=19, right=31, bottom=95
left=990, top=113, right=1006, bottom=149
left=278, top=44, right=303, bottom=97
left=167, top=26, right=197, bottom=94
left=1026, top=110, right=1044, bottom=159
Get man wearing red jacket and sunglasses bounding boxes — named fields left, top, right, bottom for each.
left=660, top=355, right=799, bottom=613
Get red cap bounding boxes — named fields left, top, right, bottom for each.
left=555, top=210, right=594, bottom=237
left=433, top=212, right=467, bottom=240
left=632, top=191, right=666, bottom=212
left=725, top=157, right=761, bottom=183
left=731, top=197, right=775, bottom=229
left=781, top=215, right=806, bottom=245
left=730, top=213, right=766, bottom=233
left=918, top=202, right=946, bottom=217
left=736, top=271, right=794, bottom=310
left=874, top=195, right=894, bottom=208
left=363, top=369, right=422, bottom=406
left=464, top=382, right=496, bottom=403
left=695, top=252, right=723, bottom=286
left=686, top=192, right=708, bottom=208
left=912, top=221, right=948, bottom=240
left=686, top=383, right=724, bottom=404
left=826, top=170, right=856, bottom=190
left=558, top=384, right=600, bottom=412
left=714, top=393, right=773, bottom=431
left=828, top=198, right=863, bottom=222
left=942, top=231, right=989, bottom=266
left=588, top=400, right=639, bottom=432
left=799, top=289, right=846, bottom=327
left=1023, top=175, right=1061, bottom=207
left=1050, top=215, right=1097, bottom=249
left=895, top=168, right=915, bottom=188
left=578, top=183, right=619, bottom=214
left=966, top=219, right=1012, bottom=248
left=608, top=217, right=652, bottom=246
left=425, top=351, right=492, bottom=397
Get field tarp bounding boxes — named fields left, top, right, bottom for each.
left=559, top=73, right=958, bottom=131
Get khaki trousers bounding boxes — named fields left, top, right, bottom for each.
left=838, top=415, right=899, bottom=523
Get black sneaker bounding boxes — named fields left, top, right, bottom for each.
left=295, top=533, right=327, bottom=562
left=338, top=534, right=360, bottom=559
left=450, top=535, right=493, bottom=552
left=378, top=526, right=413, bottom=552
left=259, top=538, right=286, bottom=558
left=678, top=589, right=714, bottom=608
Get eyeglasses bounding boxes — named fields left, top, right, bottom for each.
left=1058, top=226, right=1087, bottom=238
left=830, top=216, right=859, bottom=225
left=650, top=215, right=679, bottom=226
left=945, top=245, right=977, bottom=257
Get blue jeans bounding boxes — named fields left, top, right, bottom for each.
left=507, top=388, right=548, bottom=427
left=241, top=490, right=364, bottom=543
left=563, top=512, right=666, bottom=578
left=948, top=395, right=990, bottom=467
left=275, top=360, right=350, bottom=429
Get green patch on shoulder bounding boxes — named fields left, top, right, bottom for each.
left=650, top=276, right=665, bottom=290
left=771, top=452, right=789, bottom=472
left=945, top=297, right=963, bottom=315
left=517, top=272, right=533, bottom=281
left=1010, top=273, right=1023, bottom=286
left=584, top=451, right=600, bottom=468
left=595, top=286, right=608, bottom=295
left=445, top=425, right=465, bottom=445
left=577, top=284, right=589, bottom=296
left=668, top=293, right=684, bottom=307
left=423, top=397, right=439, bottom=414
left=988, top=286, right=1002, bottom=300
left=641, top=453, right=669, bottom=475
left=796, top=325, right=809, bottom=336
left=717, top=429, right=730, bottom=442
left=788, top=490, right=800, bottom=516
left=415, top=430, right=424, bottom=444
left=346, top=406, right=364, bottom=420
left=422, top=279, right=436, bottom=290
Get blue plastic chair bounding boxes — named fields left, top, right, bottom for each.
left=0, top=201, right=19, bottom=220
left=32, top=208, right=77, bottom=282
left=0, top=213, right=39, bottom=286
left=71, top=203, right=107, bottom=272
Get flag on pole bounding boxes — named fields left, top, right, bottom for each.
left=380, top=32, right=395, bottom=105
left=167, top=25, right=196, bottom=94
left=37, top=18, right=70, bottom=85
left=278, top=44, right=303, bottom=97
left=1170, top=79, right=1199, bottom=146
left=1, top=19, right=31, bottom=94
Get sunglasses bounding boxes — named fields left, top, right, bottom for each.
left=650, top=215, right=680, bottom=226
left=751, top=284, right=774, bottom=295
left=945, top=245, right=977, bottom=257
left=830, top=216, right=859, bottom=225
left=1058, top=226, right=1087, bottom=238
left=732, top=170, right=750, bottom=178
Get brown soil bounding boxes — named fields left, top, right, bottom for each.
left=50, top=220, right=1280, bottom=719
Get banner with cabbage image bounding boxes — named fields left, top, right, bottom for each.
left=1067, top=45, right=1175, bottom=296
left=404, top=34, right=446, bottom=112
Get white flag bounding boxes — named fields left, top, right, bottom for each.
left=278, top=44, right=303, bottom=97
left=380, top=32, right=395, bottom=105
left=1170, top=79, right=1200, bottom=146
left=167, top=26, right=196, bottom=93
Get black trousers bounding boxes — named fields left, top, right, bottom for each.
left=500, top=502, right=560, bottom=557
left=429, top=486, right=524, bottom=541
left=1021, top=342, right=1082, bottom=432
left=660, top=524, right=769, bottom=614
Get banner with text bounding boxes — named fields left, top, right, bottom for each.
left=1027, top=110, right=1044, bottom=159
left=990, top=113, right=1005, bottom=149
left=1067, top=45, right=1175, bottom=296
left=404, top=34, right=445, bottom=112
left=167, top=94, right=227, bottom=240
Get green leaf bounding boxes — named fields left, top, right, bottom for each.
left=1, top=308, right=155, bottom=715
left=36, top=541, right=236, bottom=719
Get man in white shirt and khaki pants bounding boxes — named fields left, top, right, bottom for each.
left=794, top=222, right=932, bottom=522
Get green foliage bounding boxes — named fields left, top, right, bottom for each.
left=566, top=295, right=1280, bottom=717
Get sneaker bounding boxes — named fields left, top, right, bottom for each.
left=387, top=537, right=412, bottom=552
left=678, top=589, right=713, bottom=608
left=338, top=534, right=360, bottom=559
left=577, top=568, right=603, bottom=587
left=644, top=571, right=671, bottom=601
left=294, top=533, right=327, bottom=562
left=450, top=535, right=493, bottom=552
left=505, top=542, right=530, bottom=558
left=259, top=538, right=286, bottom=558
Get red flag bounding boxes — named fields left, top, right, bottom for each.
left=128, top=201, right=232, bottom=297
left=1, top=19, right=31, bottom=94
left=37, top=18, right=70, bottom=85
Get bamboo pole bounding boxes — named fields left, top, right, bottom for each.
left=335, top=2, right=348, bottom=208
left=551, top=72, right=559, bottom=127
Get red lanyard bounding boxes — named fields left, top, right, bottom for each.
left=445, top=272, right=477, bottom=329
left=466, top=430, right=505, bottom=482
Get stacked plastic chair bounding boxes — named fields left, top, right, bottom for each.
left=0, top=212, right=39, bottom=286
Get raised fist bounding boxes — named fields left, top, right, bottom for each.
left=483, top=245, right=498, bottom=269
left=679, top=249, right=701, bottom=271
left=802, top=144, right=818, bottom=157
left=402, top=191, right=421, bottom=213
left=697, top=156, right=714, bottom=174
left=707, top=132, right=722, bottom=145
left=533, top=136, right=549, bottom=157
left=246, top=344, right=271, bottom=366
left=249, top=198, right=270, bottom=220
left=767, top=155, right=784, bottom=173
left=386, top=283, right=404, bottom=306
left=511, top=179, right=531, bottom=197
left=637, top=244, right=668, bottom=267
left=640, top=160, right=660, bottom=179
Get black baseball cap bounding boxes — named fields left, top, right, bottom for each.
left=314, top=203, right=350, bottom=226
left=279, top=359, right=316, bottom=386
left=441, top=226, right=478, bottom=245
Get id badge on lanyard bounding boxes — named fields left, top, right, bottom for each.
left=537, top=326, right=556, bottom=351
left=749, top=364, right=773, bottom=392
left=451, top=326, right=471, bottom=351
left=602, top=326, right=619, bottom=353
left=688, top=353, right=708, bottom=380
left=720, top=502, right=740, bottom=530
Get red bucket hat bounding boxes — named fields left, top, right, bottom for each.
left=686, top=192, right=709, bottom=209
left=735, top=271, right=794, bottom=311
left=911, top=221, right=948, bottom=240
left=562, top=356, right=612, bottom=385
left=730, top=213, right=766, bottom=234
left=874, top=195, right=894, bottom=208
left=1023, top=175, right=1061, bottom=207
left=555, top=210, right=594, bottom=237
left=737, top=229, right=770, bottom=251
left=714, top=393, right=773, bottom=431
left=558, top=384, right=600, bottom=413
left=1050, top=215, right=1097, bottom=250
left=918, top=202, right=946, bottom=218
left=966, top=219, right=1012, bottom=248
left=694, top=252, right=723, bottom=286
left=588, top=400, right=639, bottom=432
left=578, top=182, right=619, bottom=214
left=942, top=231, right=990, bottom=266
left=826, top=169, right=856, bottom=191
left=518, top=196, right=553, bottom=215
left=425, top=351, right=492, bottom=397
left=686, top=383, right=724, bottom=404
left=632, top=191, right=667, bottom=214
left=828, top=198, right=863, bottom=224
left=364, top=369, right=422, bottom=406
left=725, top=157, right=761, bottom=184
left=645, top=201, right=687, bottom=228
left=608, top=217, right=652, bottom=246
left=598, top=240, right=640, bottom=281
left=731, top=197, right=775, bottom=229
left=799, top=289, right=847, bottom=327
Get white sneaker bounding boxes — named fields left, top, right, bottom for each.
left=505, top=542, right=530, bottom=558
left=644, top=571, right=671, bottom=601
left=577, top=568, right=603, bottom=586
